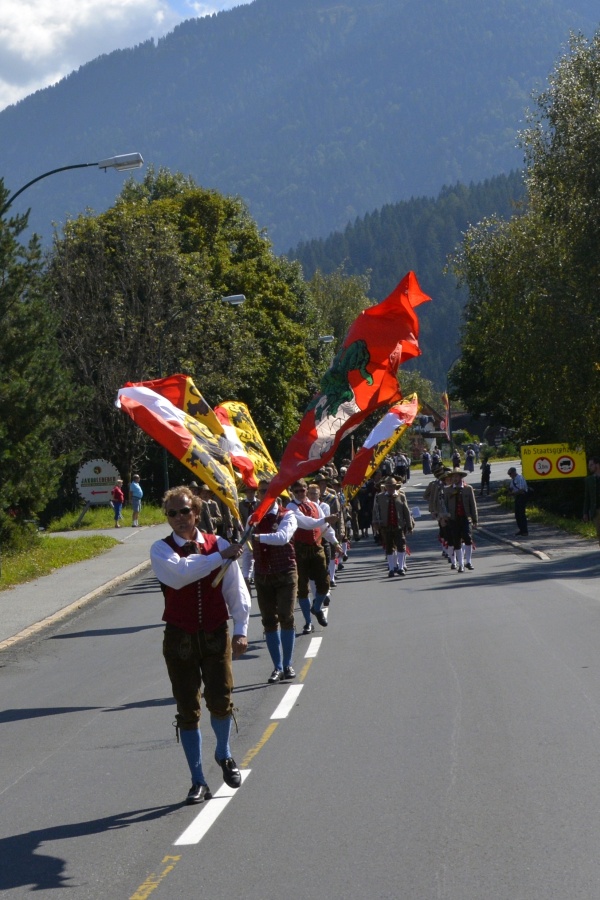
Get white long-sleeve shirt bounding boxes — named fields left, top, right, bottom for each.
left=286, top=499, right=338, bottom=545
left=150, top=529, right=251, bottom=636
left=254, top=502, right=298, bottom=545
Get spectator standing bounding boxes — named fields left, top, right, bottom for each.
left=507, top=466, right=529, bottom=536
left=128, top=474, right=143, bottom=527
left=111, top=479, right=124, bottom=528
left=480, top=459, right=491, bottom=496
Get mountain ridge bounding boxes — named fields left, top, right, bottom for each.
left=0, top=0, right=597, bottom=250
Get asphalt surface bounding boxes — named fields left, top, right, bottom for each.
left=2, top=462, right=600, bottom=899
left=0, top=460, right=595, bottom=651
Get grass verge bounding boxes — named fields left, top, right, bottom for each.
left=0, top=535, right=119, bottom=591
left=46, top=503, right=165, bottom=532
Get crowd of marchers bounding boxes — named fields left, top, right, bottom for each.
left=145, top=449, right=600, bottom=807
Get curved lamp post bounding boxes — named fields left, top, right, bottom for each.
left=0, top=152, right=144, bottom=217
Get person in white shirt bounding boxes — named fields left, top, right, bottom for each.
left=150, top=486, right=250, bottom=805
left=252, top=479, right=299, bottom=683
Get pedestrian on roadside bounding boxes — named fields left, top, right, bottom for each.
left=480, top=458, right=491, bottom=496
left=582, top=456, right=600, bottom=548
left=111, top=479, right=124, bottom=528
left=422, top=450, right=432, bottom=475
left=128, top=474, right=143, bottom=527
left=150, top=485, right=250, bottom=805
left=252, top=479, right=299, bottom=684
left=507, top=466, right=529, bottom=536
left=465, top=447, right=475, bottom=473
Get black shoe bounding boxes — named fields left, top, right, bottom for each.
left=398, top=568, right=407, bottom=576
left=311, top=605, right=328, bottom=627
left=323, top=594, right=331, bottom=606
left=187, top=782, right=212, bottom=804
left=388, top=570, right=396, bottom=578
left=268, top=668, right=283, bottom=683
left=302, top=622, right=314, bottom=635
left=283, top=666, right=296, bottom=679
left=465, top=563, right=474, bottom=570
left=450, top=562, right=457, bottom=570
left=342, top=553, right=348, bottom=561
left=215, top=755, right=241, bottom=788
left=337, top=563, right=344, bottom=570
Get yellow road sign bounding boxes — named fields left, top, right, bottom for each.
left=521, top=443, right=587, bottom=480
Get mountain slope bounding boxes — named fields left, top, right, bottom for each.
left=0, top=0, right=596, bottom=250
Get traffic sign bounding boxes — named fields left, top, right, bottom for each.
left=532, top=457, right=552, bottom=477
left=521, top=443, right=587, bottom=480
left=76, top=459, right=121, bottom=505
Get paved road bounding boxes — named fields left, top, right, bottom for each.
left=1, top=464, right=599, bottom=898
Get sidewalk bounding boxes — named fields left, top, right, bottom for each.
left=1, top=478, right=596, bottom=651
left=0, top=524, right=162, bottom=650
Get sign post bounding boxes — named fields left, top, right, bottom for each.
left=74, top=459, right=121, bottom=527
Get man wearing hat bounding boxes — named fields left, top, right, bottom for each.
left=444, top=468, right=478, bottom=571
left=425, top=466, right=453, bottom=559
left=372, top=476, right=414, bottom=577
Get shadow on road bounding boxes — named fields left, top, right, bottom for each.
left=0, top=805, right=179, bottom=893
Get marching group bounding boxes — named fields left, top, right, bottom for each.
left=146, top=447, right=570, bottom=804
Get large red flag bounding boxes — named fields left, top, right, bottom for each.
left=250, top=271, right=430, bottom=523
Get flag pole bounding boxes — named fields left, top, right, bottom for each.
left=211, top=523, right=255, bottom=587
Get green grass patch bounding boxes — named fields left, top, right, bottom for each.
left=0, top=535, right=119, bottom=591
left=46, top=503, right=165, bottom=532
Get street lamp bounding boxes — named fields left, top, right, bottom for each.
left=0, top=152, right=144, bottom=216
left=319, top=335, right=335, bottom=343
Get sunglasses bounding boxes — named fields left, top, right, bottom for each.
left=167, top=506, right=193, bottom=518
left=293, top=488, right=307, bottom=493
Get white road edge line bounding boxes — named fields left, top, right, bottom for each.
left=174, top=769, right=251, bottom=845
left=304, top=636, right=322, bottom=658
left=270, top=684, right=304, bottom=720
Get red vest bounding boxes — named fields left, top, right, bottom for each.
left=253, top=509, right=297, bottom=575
left=291, top=500, right=322, bottom=545
left=161, top=533, right=229, bottom=634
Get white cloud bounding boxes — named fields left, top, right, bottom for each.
left=0, top=0, right=252, bottom=111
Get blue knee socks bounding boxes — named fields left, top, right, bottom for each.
left=280, top=628, right=295, bottom=668
left=298, top=597, right=311, bottom=625
left=179, top=728, right=207, bottom=785
left=265, top=630, right=283, bottom=671
left=210, top=714, right=232, bottom=761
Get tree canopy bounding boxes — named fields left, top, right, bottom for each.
left=46, top=169, right=325, bottom=489
left=450, top=31, right=600, bottom=452
left=0, top=185, right=80, bottom=543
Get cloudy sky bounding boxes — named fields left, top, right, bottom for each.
left=0, top=0, right=253, bottom=112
